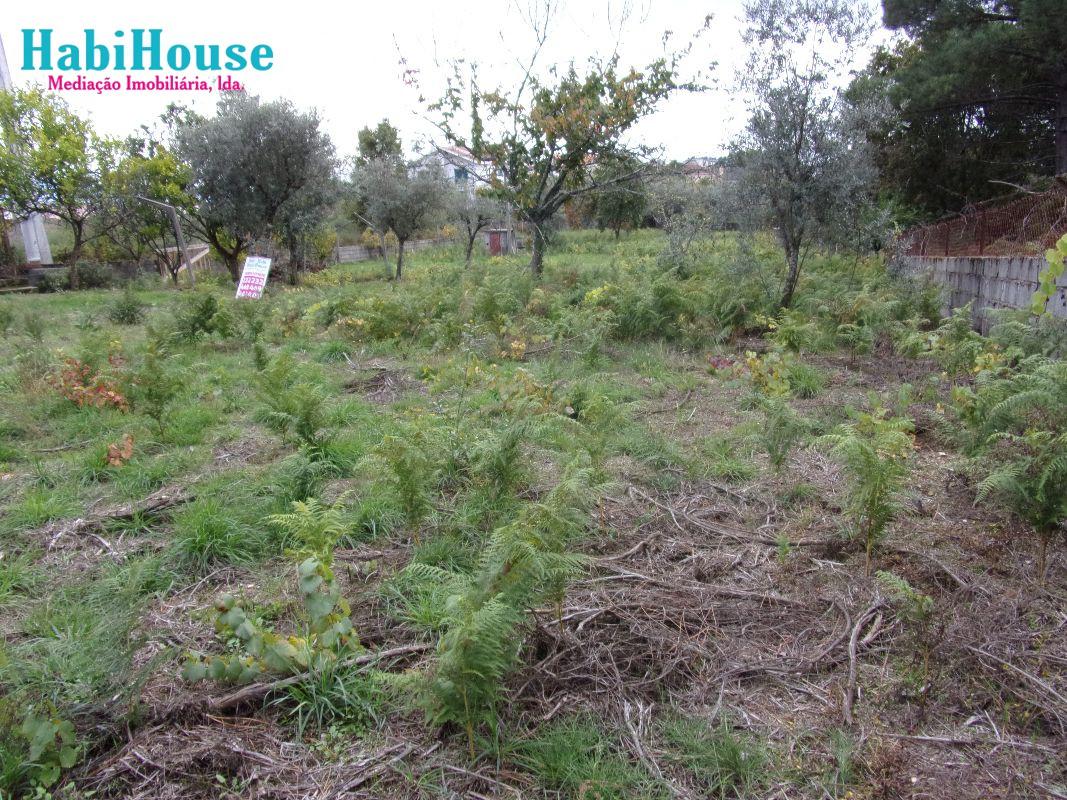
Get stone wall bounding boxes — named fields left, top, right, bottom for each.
left=898, top=255, right=1067, bottom=333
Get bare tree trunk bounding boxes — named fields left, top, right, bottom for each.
left=779, top=246, right=802, bottom=309
left=222, top=251, right=240, bottom=282
left=395, top=238, right=405, bottom=280
left=0, top=217, right=13, bottom=276
left=529, top=224, right=546, bottom=279
left=465, top=231, right=476, bottom=266
left=67, top=221, right=84, bottom=290
left=204, top=229, right=242, bottom=281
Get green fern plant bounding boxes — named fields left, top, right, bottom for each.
left=977, top=429, right=1067, bottom=582
left=255, top=354, right=335, bottom=459
left=927, top=304, right=985, bottom=376
left=470, top=423, right=528, bottom=500
left=269, top=496, right=349, bottom=562
left=393, top=460, right=598, bottom=757
left=759, top=398, right=806, bottom=473
left=951, top=356, right=1063, bottom=453
left=766, top=309, right=821, bottom=354
left=127, top=336, right=183, bottom=435
left=834, top=322, right=874, bottom=365
left=370, top=434, right=435, bottom=543
left=820, top=402, right=914, bottom=575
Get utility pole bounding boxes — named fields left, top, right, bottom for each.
left=0, top=33, right=54, bottom=266
left=136, top=196, right=196, bottom=286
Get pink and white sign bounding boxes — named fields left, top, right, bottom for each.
left=235, top=256, right=272, bottom=299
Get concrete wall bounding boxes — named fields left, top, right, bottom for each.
left=898, top=255, right=1067, bottom=333
left=335, top=237, right=450, bottom=264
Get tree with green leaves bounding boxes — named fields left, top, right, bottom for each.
left=431, top=6, right=684, bottom=278
left=856, top=0, right=1066, bottom=216
left=731, top=0, right=877, bottom=309
left=354, top=158, right=448, bottom=279
left=105, top=139, right=194, bottom=283
left=174, top=93, right=337, bottom=281
left=355, top=119, right=403, bottom=166
left=451, top=187, right=501, bottom=266
left=0, top=88, right=119, bottom=287
left=589, top=155, right=648, bottom=239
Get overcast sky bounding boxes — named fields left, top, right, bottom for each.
left=1, top=0, right=882, bottom=164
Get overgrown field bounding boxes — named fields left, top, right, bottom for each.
left=1, top=231, right=1064, bottom=800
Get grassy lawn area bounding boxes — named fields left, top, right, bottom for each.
left=0, top=230, right=1063, bottom=799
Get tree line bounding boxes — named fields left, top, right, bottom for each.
left=1, top=0, right=1063, bottom=301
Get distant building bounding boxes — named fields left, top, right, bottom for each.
left=417, top=145, right=487, bottom=196
left=417, top=145, right=518, bottom=254
left=681, top=156, right=730, bottom=182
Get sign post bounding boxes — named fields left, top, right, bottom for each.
left=235, top=256, right=272, bottom=299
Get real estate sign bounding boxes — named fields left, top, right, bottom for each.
left=236, top=256, right=271, bottom=299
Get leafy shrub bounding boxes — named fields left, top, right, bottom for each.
left=107, top=285, right=147, bottom=325
left=0, top=712, right=79, bottom=793
left=742, top=350, right=791, bottom=397
left=77, top=262, right=115, bottom=289
left=1030, top=233, right=1067, bottom=315
left=36, top=269, right=69, bottom=293
left=126, top=339, right=182, bottom=433
left=172, top=292, right=233, bottom=341
left=182, top=499, right=358, bottom=685
left=49, top=357, right=129, bottom=411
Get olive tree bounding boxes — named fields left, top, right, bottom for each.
left=732, top=0, right=877, bottom=309
left=354, top=158, right=449, bottom=279
left=648, top=173, right=728, bottom=277
left=451, top=188, right=502, bottom=266
left=175, top=93, right=337, bottom=281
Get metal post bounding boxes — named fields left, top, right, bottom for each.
left=167, top=205, right=194, bottom=287
left=136, top=196, right=195, bottom=286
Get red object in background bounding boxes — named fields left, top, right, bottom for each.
left=488, top=231, right=502, bottom=256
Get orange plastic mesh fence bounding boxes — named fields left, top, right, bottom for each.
left=901, top=182, right=1067, bottom=257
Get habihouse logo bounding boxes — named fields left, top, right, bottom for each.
left=21, top=29, right=273, bottom=94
